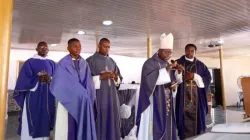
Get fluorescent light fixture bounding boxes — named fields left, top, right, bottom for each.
left=218, top=39, right=224, bottom=44
left=102, top=20, right=113, bottom=26
left=77, top=30, right=86, bottom=35
left=50, top=44, right=57, bottom=47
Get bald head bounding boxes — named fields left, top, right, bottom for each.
left=37, top=41, right=47, bottom=48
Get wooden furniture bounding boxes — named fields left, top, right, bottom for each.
left=7, top=90, right=19, bottom=112
left=241, top=77, right=250, bottom=118
left=208, top=93, right=213, bottom=114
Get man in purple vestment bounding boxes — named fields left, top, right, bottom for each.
left=136, top=33, right=178, bottom=140
left=14, top=42, right=56, bottom=140
left=86, top=38, right=123, bottom=140
left=50, top=38, right=97, bottom=140
left=175, top=44, right=212, bottom=140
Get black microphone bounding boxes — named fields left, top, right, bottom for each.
left=170, top=59, right=179, bottom=70
left=171, top=59, right=180, bottom=64
left=170, top=59, right=176, bottom=64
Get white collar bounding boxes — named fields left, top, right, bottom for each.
left=71, top=55, right=80, bottom=61
left=185, top=56, right=194, bottom=62
left=72, top=58, right=79, bottom=61
left=32, top=54, right=47, bottom=60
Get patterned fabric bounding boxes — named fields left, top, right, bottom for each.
left=164, top=88, right=171, bottom=116
left=7, top=90, right=20, bottom=112
left=183, top=60, right=198, bottom=138
left=117, top=89, right=136, bottom=138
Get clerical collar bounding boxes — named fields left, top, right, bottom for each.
left=70, top=54, right=80, bottom=60
left=100, top=53, right=108, bottom=57
left=32, top=54, right=47, bottom=60
left=95, top=52, right=109, bottom=58
left=185, top=56, right=194, bottom=62
left=72, top=57, right=79, bottom=61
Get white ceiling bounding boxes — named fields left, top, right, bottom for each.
left=11, top=0, right=250, bottom=58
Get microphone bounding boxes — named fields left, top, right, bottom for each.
left=170, top=59, right=176, bottom=64
left=170, top=59, right=179, bottom=70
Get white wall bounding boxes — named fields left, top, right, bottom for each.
left=8, top=49, right=250, bottom=106
left=221, top=57, right=250, bottom=106
left=8, top=49, right=146, bottom=90
left=196, top=56, right=250, bottom=106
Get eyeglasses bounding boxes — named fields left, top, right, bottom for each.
left=161, top=50, right=172, bottom=54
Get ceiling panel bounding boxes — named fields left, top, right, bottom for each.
left=11, top=0, right=250, bottom=58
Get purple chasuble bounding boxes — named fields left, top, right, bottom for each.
left=136, top=53, right=177, bottom=140
left=14, top=58, right=56, bottom=138
left=175, top=55, right=211, bottom=139
left=50, top=55, right=97, bottom=140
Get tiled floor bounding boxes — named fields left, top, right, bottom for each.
left=187, top=107, right=250, bottom=140
left=4, top=107, right=249, bottom=140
